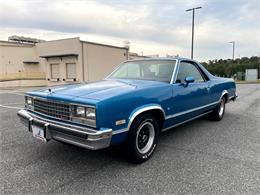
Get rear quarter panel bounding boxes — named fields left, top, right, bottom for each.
left=209, top=77, right=236, bottom=102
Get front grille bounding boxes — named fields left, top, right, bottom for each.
left=33, top=98, right=71, bottom=120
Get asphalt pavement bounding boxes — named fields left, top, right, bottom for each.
left=1, top=84, right=260, bottom=194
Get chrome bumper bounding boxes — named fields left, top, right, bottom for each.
left=17, top=109, right=112, bottom=150
left=229, top=94, right=238, bottom=101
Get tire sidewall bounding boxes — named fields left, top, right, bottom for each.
left=218, top=98, right=226, bottom=119
left=128, top=114, right=159, bottom=162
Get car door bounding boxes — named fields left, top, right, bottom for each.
left=167, top=60, right=211, bottom=124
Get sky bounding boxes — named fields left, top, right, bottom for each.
left=0, top=0, right=259, bottom=61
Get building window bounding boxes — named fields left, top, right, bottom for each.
left=50, top=64, right=60, bottom=79
left=66, top=63, right=76, bottom=79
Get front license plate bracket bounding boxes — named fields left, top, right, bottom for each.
left=31, top=124, right=47, bottom=142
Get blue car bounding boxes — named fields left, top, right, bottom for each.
left=18, top=58, right=237, bottom=163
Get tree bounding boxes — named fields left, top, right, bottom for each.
left=201, top=56, right=260, bottom=79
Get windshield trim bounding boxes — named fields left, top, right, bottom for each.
left=170, top=59, right=179, bottom=84
left=105, top=77, right=171, bottom=83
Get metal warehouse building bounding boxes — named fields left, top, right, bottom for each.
left=0, top=36, right=129, bottom=87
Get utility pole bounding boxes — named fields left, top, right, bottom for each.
left=186, top=6, right=202, bottom=59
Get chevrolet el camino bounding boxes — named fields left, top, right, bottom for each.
left=18, top=58, right=237, bottom=163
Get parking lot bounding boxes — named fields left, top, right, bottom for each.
left=1, top=84, right=260, bottom=194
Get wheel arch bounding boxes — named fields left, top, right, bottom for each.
left=127, top=104, right=166, bottom=131
left=220, top=90, right=229, bottom=103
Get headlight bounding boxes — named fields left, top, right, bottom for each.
left=26, top=97, right=33, bottom=105
left=73, top=105, right=96, bottom=127
left=76, top=106, right=85, bottom=117
left=86, top=107, right=96, bottom=119
left=25, top=96, right=34, bottom=110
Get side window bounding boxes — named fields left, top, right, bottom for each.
left=176, top=62, right=204, bottom=83
left=50, top=64, right=60, bottom=79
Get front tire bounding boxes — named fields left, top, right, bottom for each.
left=209, top=97, right=226, bottom=121
left=127, top=114, right=159, bottom=163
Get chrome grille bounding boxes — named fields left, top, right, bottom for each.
left=34, top=98, right=71, bottom=120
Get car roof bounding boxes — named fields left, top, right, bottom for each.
left=126, top=57, right=196, bottom=63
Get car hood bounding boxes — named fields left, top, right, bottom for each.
left=29, top=79, right=166, bottom=101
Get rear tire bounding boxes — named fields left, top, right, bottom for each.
left=209, top=97, right=226, bottom=121
left=127, top=114, right=159, bottom=163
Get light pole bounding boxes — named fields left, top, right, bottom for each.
left=229, top=41, right=235, bottom=60
left=229, top=41, right=235, bottom=77
left=186, top=6, right=202, bottom=59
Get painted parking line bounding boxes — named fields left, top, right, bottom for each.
left=6, top=92, right=25, bottom=96
left=0, top=105, right=22, bottom=109
left=2, top=102, right=24, bottom=106
left=0, top=90, right=18, bottom=94
left=0, top=91, right=25, bottom=95
left=1, top=102, right=24, bottom=105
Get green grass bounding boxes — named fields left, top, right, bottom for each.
left=236, top=79, right=260, bottom=84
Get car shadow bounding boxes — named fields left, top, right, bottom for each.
left=53, top=139, right=132, bottom=165
left=51, top=116, right=215, bottom=165
left=160, top=116, right=209, bottom=137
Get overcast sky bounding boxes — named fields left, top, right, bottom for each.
left=0, top=0, right=259, bottom=61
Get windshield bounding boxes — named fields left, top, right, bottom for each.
left=108, top=60, right=176, bottom=82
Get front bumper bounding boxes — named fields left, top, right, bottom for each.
left=17, top=109, right=112, bottom=150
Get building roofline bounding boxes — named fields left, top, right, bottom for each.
left=39, top=53, right=78, bottom=58
left=36, top=37, right=80, bottom=44
left=1, top=37, right=128, bottom=50
left=0, top=40, right=35, bottom=46
left=80, top=40, right=128, bottom=50
left=36, top=37, right=128, bottom=50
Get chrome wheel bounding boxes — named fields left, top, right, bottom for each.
left=136, top=121, right=155, bottom=154
left=218, top=99, right=225, bottom=117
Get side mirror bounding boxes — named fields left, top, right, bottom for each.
left=185, top=76, right=195, bottom=83
left=184, top=76, right=194, bottom=86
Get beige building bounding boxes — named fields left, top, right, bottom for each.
left=0, top=37, right=129, bottom=87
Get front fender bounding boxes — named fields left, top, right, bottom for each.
left=110, top=103, right=166, bottom=145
